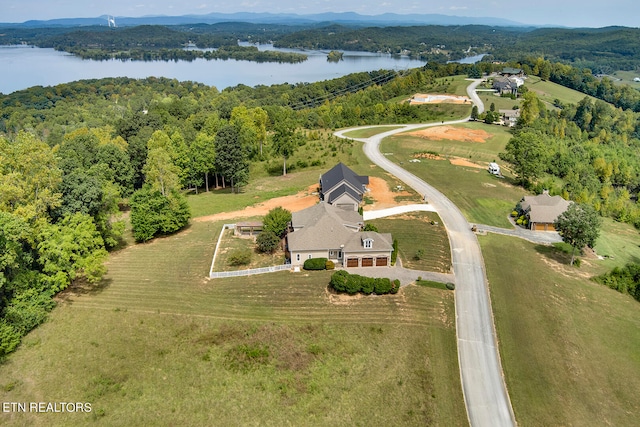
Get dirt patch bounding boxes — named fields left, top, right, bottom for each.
left=367, top=176, right=414, bottom=209
left=405, top=125, right=492, bottom=143
left=194, top=184, right=319, bottom=222
left=449, top=157, right=486, bottom=169
left=412, top=152, right=445, bottom=161
left=194, top=175, right=414, bottom=222
left=409, top=93, right=471, bottom=105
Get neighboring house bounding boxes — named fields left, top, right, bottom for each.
left=500, top=67, right=524, bottom=77
left=520, top=191, right=571, bottom=231
left=492, top=77, right=520, bottom=96
left=499, top=109, right=520, bottom=126
left=319, top=163, right=369, bottom=211
left=287, top=202, right=393, bottom=268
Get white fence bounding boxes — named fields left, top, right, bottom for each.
left=210, top=264, right=291, bottom=279
left=209, top=223, right=291, bottom=279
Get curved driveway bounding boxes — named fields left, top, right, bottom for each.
left=335, top=79, right=515, bottom=426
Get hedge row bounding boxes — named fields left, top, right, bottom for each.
left=330, top=270, right=400, bottom=295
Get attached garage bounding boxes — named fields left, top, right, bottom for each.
left=375, top=257, right=388, bottom=266
left=346, top=258, right=359, bottom=268
left=361, top=257, right=374, bottom=267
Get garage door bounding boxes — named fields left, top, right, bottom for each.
left=361, top=257, right=374, bottom=267
left=376, top=257, right=388, bottom=266
left=346, top=258, right=359, bottom=268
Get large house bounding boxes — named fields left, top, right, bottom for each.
left=286, top=202, right=393, bottom=268
left=492, top=76, right=523, bottom=96
left=520, top=191, right=571, bottom=231
left=319, top=163, right=369, bottom=211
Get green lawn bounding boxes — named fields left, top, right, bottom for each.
left=212, top=222, right=287, bottom=272
left=343, top=126, right=403, bottom=138
left=380, top=123, right=526, bottom=227
left=0, top=220, right=467, bottom=426
left=481, top=233, right=640, bottom=426
left=526, top=76, right=596, bottom=106
left=369, top=211, right=452, bottom=273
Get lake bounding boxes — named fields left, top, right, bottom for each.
left=0, top=44, right=430, bottom=95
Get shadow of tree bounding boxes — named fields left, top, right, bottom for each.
left=534, top=243, right=573, bottom=265
left=55, top=277, right=112, bottom=303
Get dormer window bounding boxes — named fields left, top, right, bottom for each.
left=363, top=238, right=373, bottom=249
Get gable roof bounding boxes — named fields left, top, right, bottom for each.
left=327, top=183, right=362, bottom=204
left=343, top=231, right=393, bottom=253
left=521, top=192, right=571, bottom=224
left=288, top=203, right=362, bottom=251
left=320, top=163, right=369, bottom=195
left=291, top=202, right=362, bottom=230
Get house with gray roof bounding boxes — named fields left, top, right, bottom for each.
left=319, top=163, right=369, bottom=211
left=287, top=202, right=393, bottom=268
left=520, top=191, right=571, bottom=231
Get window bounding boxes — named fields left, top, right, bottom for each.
left=329, top=250, right=335, bottom=258
left=363, top=238, right=373, bottom=249
left=296, top=254, right=300, bottom=262
left=308, top=254, right=312, bottom=259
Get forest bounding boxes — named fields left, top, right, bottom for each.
left=2, top=34, right=640, bottom=357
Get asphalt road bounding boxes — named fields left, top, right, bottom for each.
left=335, top=79, right=516, bottom=427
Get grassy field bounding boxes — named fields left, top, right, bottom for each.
left=481, top=233, right=640, bottom=426
left=526, top=76, right=596, bottom=107
left=343, top=126, right=403, bottom=138
left=369, top=211, right=452, bottom=273
left=609, top=70, right=640, bottom=87
left=380, top=123, right=526, bottom=227
left=0, top=219, right=467, bottom=426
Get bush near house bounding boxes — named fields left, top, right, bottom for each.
left=325, top=260, right=335, bottom=270
left=228, top=248, right=252, bottom=266
left=329, top=271, right=400, bottom=295
left=303, top=257, right=328, bottom=270
left=256, top=230, right=280, bottom=253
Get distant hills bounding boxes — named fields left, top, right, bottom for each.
left=0, top=11, right=526, bottom=28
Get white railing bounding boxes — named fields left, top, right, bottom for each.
left=209, top=264, right=291, bottom=279
left=209, top=223, right=292, bottom=278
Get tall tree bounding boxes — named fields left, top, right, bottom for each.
left=143, top=131, right=181, bottom=196
left=500, top=131, right=549, bottom=187
left=271, top=116, right=298, bottom=176
left=36, top=213, right=108, bottom=292
left=554, top=203, right=602, bottom=265
left=0, top=132, right=62, bottom=221
left=214, top=124, right=249, bottom=193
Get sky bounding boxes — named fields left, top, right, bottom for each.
left=2, top=0, right=638, bottom=28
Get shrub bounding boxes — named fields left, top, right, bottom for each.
left=511, top=210, right=519, bottom=217
left=228, top=248, right=252, bottom=266
left=325, top=260, right=335, bottom=270
left=446, top=282, right=456, bottom=290
left=391, top=239, right=398, bottom=265
left=373, top=278, right=392, bottom=295
left=360, top=276, right=375, bottom=294
left=363, top=223, right=379, bottom=232
left=256, top=230, right=280, bottom=253
left=414, top=249, right=425, bottom=260
left=330, top=270, right=349, bottom=292
left=391, top=279, right=401, bottom=294
left=303, top=257, right=327, bottom=270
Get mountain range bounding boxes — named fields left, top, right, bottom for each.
left=1, top=11, right=526, bottom=28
